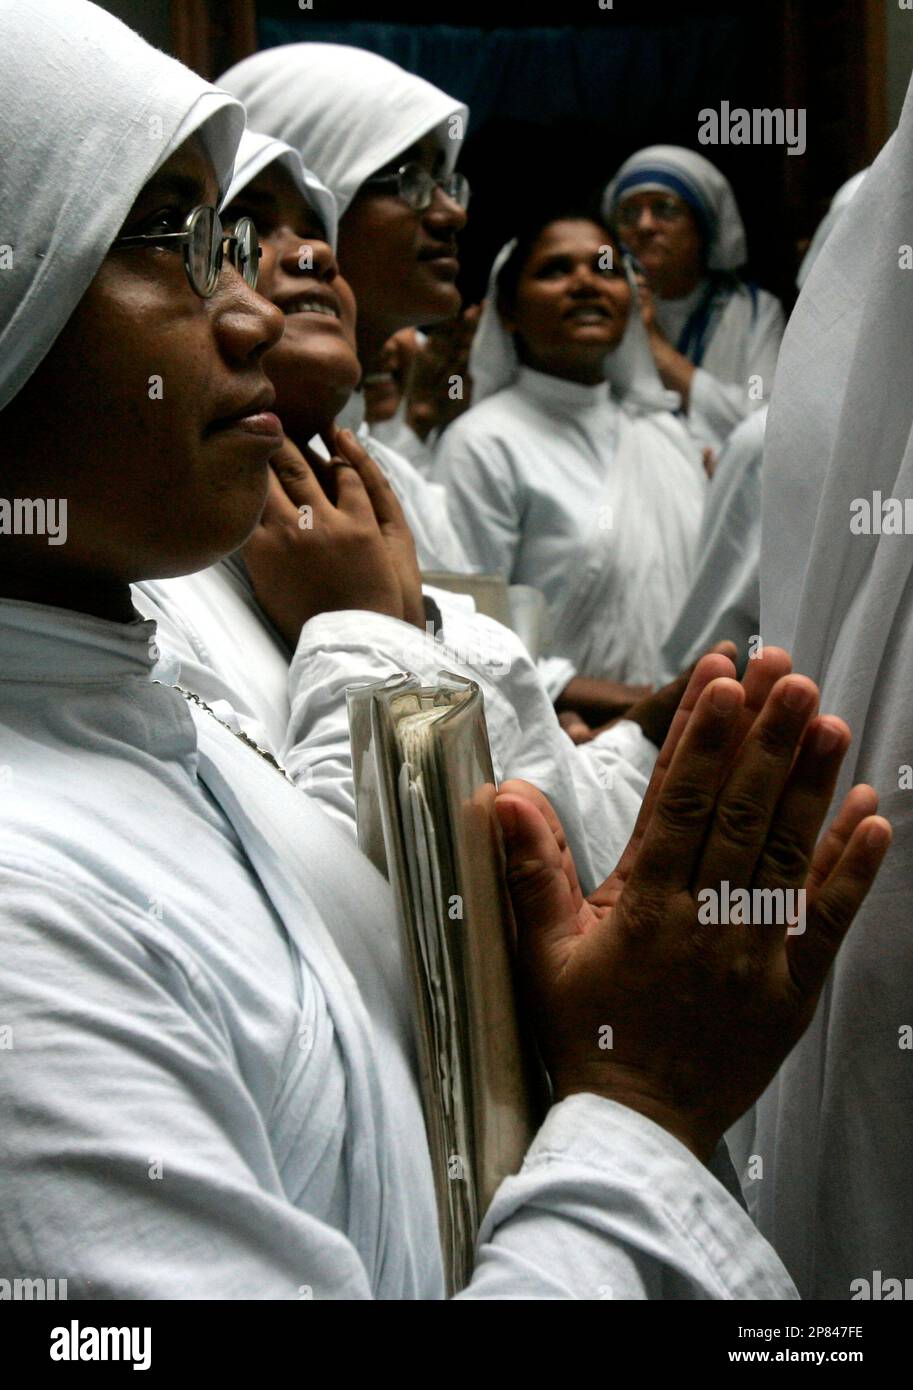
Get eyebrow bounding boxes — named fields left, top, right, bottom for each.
left=224, top=188, right=327, bottom=238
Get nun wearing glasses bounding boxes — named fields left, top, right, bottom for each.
left=603, top=146, right=786, bottom=452
left=219, top=43, right=473, bottom=576
left=4, top=0, right=873, bottom=1302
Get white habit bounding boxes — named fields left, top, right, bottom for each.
left=753, top=86, right=913, bottom=1298
left=0, top=597, right=796, bottom=1299
left=603, top=145, right=786, bottom=452
left=433, top=364, right=705, bottom=687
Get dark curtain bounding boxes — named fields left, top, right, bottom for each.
left=257, top=16, right=790, bottom=304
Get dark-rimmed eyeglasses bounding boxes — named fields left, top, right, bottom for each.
left=112, top=204, right=261, bottom=298
left=360, top=162, right=470, bottom=213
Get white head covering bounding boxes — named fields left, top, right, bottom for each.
left=754, top=80, right=913, bottom=1295
left=223, top=129, right=339, bottom=252
left=469, top=236, right=677, bottom=414
left=794, top=168, right=869, bottom=290
left=602, top=144, right=748, bottom=272
left=218, top=44, right=468, bottom=218
left=0, top=0, right=244, bottom=412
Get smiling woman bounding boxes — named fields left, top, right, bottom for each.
left=218, top=42, right=475, bottom=574
left=433, top=210, right=707, bottom=694
left=496, top=217, right=632, bottom=385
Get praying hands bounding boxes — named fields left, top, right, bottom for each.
left=496, top=645, right=890, bottom=1162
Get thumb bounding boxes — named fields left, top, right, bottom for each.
left=495, top=793, right=580, bottom=966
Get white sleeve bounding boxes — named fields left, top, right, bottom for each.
left=0, top=865, right=374, bottom=1299
left=0, top=867, right=795, bottom=1300
left=432, top=422, right=523, bottom=577
left=537, top=654, right=578, bottom=702
left=568, top=719, right=656, bottom=884
left=461, top=1094, right=797, bottom=1299
left=689, top=296, right=785, bottom=449
left=282, top=608, right=526, bottom=837
left=658, top=417, right=764, bottom=684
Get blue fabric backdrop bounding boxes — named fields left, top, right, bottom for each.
left=255, top=17, right=783, bottom=303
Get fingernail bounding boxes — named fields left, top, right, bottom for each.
left=781, top=679, right=813, bottom=712
left=710, top=681, right=739, bottom=713
left=865, top=820, right=891, bottom=850
left=810, top=720, right=842, bottom=755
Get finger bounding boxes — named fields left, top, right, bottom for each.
left=696, top=674, right=819, bottom=890
left=250, top=464, right=324, bottom=532
left=499, top=778, right=586, bottom=913
left=495, top=793, right=581, bottom=964
left=558, top=711, right=595, bottom=745
left=267, top=440, right=333, bottom=522
left=806, top=783, right=880, bottom=898
left=629, top=676, right=747, bottom=893
left=708, top=639, right=739, bottom=662
left=614, top=651, right=737, bottom=878
left=741, top=645, right=792, bottom=718
left=335, top=428, right=408, bottom=532
left=749, top=715, right=851, bottom=900
left=787, top=815, right=891, bottom=996
left=329, top=454, right=377, bottom=526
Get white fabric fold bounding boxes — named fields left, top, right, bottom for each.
left=218, top=44, right=467, bottom=216
left=224, top=129, right=339, bottom=252
left=0, top=0, right=243, bottom=410
left=754, top=87, right=913, bottom=1297
left=795, top=168, right=868, bottom=290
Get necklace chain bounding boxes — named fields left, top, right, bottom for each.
left=154, top=679, right=292, bottom=781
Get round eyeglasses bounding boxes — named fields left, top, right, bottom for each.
left=361, top=162, right=471, bottom=214
left=615, top=197, right=686, bottom=229
left=112, top=204, right=261, bottom=298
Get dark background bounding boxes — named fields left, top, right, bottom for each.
left=106, top=0, right=893, bottom=312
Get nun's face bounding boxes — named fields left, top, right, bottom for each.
left=615, top=190, right=704, bottom=297
left=223, top=162, right=360, bottom=441
left=0, top=136, right=285, bottom=601
left=337, top=133, right=467, bottom=354
left=502, top=220, right=631, bottom=385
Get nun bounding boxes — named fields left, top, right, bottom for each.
left=432, top=212, right=706, bottom=694
left=220, top=46, right=663, bottom=721
left=603, top=146, right=786, bottom=452
left=657, top=170, right=870, bottom=686
left=746, top=113, right=913, bottom=1296
left=1, top=0, right=889, bottom=1301
left=134, top=130, right=676, bottom=891
left=219, top=43, right=471, bottom=575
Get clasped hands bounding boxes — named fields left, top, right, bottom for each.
left=495, top=645, right=891, bottom=1162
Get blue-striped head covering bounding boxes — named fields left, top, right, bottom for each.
left=602, top=145, right=747, bottom=272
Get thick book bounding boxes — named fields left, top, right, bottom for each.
left=347, top=672, right=542, bottom=1294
